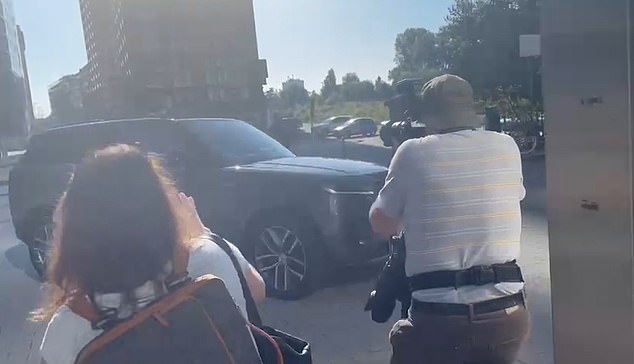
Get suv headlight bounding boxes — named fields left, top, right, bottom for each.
left=324, top=187, right=376, bottom=216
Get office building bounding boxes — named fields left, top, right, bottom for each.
left=48, top=73, right=85, bottom=125
left=17, top=25, right=33, bottom=121
left=79, top=0, right=268, bottom=122
left=0, top=0, right=30, bottom=148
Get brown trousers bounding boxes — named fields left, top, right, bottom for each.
left=390, top=303, right=530, bottom=364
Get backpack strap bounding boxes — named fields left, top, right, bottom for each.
left=210, top=233, right=263, bottom=326
left=165, top=242, right=191, bottom=288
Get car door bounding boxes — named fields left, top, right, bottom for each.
left=361, top=119, right=376, bottom=134
left=116, top=121, right=193, bottom=192
left=172, top=121, right=242, bottom=241
left=348, top=119, right=359, bottom=135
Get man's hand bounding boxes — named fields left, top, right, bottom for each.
left=370, top=207, right=401, bottom=238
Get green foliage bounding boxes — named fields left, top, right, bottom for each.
left=320, top=69, right=337, bottom=100
left=374, top=76, right=394, bottom=99
left=317, top=70, right=395, bottom=104
left=389, top=28, right=446, bottom=82
left=340, top=80, right=375, bottom=101
left=342, top=73, right=360, bottom=84
left=389, top=0, right=541, bottom=106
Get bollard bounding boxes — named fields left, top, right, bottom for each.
left=340, top=135, right=347, bottom=159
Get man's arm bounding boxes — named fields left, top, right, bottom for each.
left=370, top=208, right=401, bottom=238
left=370, top=143, right=410, bottom=238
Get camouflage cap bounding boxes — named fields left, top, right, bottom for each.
left=420, top=74, right=482, bottom=132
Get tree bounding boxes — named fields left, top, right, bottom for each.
left=342, top=72, right=360, bottom=84
left=437, top=0, right=540, bottom=100
left=320, top=69, right=338, bottom=100
left=340, top=80, right=375, bottom=101
left=374, top=76, right=394, bottom=99
left=389, top=0, right=541, bottom=106
left=389, top=28, right=445, bottom=83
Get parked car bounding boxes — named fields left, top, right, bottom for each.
left=268, top=117, right=304, bottom=147
left=311, top=115, right=352, bottom=137
left=9, top=118, right=388, bottom=299
left=332, top=118, right=378, bottom=139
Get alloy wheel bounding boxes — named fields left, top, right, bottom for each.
left=254, top=226, right=307, bottom=293
left=30, top=222, right=53, bottom=278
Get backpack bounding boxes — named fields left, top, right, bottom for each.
left=73, top=275, right=266, bottom=364
left=68, top=240, right=282, bottom=364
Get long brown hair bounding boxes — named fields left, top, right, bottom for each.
left=34, top=144, right=185, bottom=321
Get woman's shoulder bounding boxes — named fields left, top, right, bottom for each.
left=189, top=233, right=225, bottom=258
left=187, top=233, right=236, bottom=275
left=40, top=306, right=100, bottom=364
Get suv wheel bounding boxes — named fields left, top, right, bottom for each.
left=28, top=219, right=53, bottom=280
left=248, top=214, right=322, bottom=300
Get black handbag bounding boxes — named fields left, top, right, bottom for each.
left=253, top=325, right=311, bottom=364
left=213, top=234, right=313, bottom=364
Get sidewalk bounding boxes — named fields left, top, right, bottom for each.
left=0, top=153, right=22, bottom=185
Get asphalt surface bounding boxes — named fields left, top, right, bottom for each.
left=0, top=137, right=552, bottom=364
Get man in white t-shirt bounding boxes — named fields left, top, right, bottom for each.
left=370, top=74, right=530, bottom=364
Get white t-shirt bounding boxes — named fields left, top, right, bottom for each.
left=39, top=233, right=252, bottom=364
left=372, top=130, right=525, bottom=304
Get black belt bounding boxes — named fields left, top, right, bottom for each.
left=409, top=261, right=524, bottom=291
left=411, top=292, right=525, bottom=316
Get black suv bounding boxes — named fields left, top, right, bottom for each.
left=9, top=118, right=387, bottom=299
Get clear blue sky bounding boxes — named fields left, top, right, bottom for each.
left=13, top=0, right=452, bottom=117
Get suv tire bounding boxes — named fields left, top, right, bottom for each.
left=25, top=208, right=54, bottom=280
left=247, top=213, right=323, bottom=300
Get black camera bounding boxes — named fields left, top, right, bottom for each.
left=380, top=79, right=428, bottom=151
left=364, top=235, right=411, bottom=323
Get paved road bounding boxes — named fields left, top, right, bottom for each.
left=0, top=137, right=552, bottom=363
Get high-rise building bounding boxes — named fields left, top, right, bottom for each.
left=48, top=73, right=85, bottom=125
left=0, top=0, right=30, bottom=148
left=79, top=0, right=268, bottom=122
left=17, top=25, right=33, bottom=121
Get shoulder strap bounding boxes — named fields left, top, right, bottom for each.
left=210, top=233, right=263, bottom=326
left=165, top=242, right=191, bottom=287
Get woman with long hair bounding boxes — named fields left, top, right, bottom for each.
left=36, top=144, right=265, bottom=364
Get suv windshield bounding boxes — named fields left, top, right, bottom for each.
left=181, top=119, right=295, bottom=166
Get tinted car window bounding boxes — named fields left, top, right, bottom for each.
left=117, top=121, right=184, bottom=157
left=24, top=125, right=119, bottom=164
left=180, top=119, right=295, bottom=166
left=330, top=116, right=351, bottom=125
